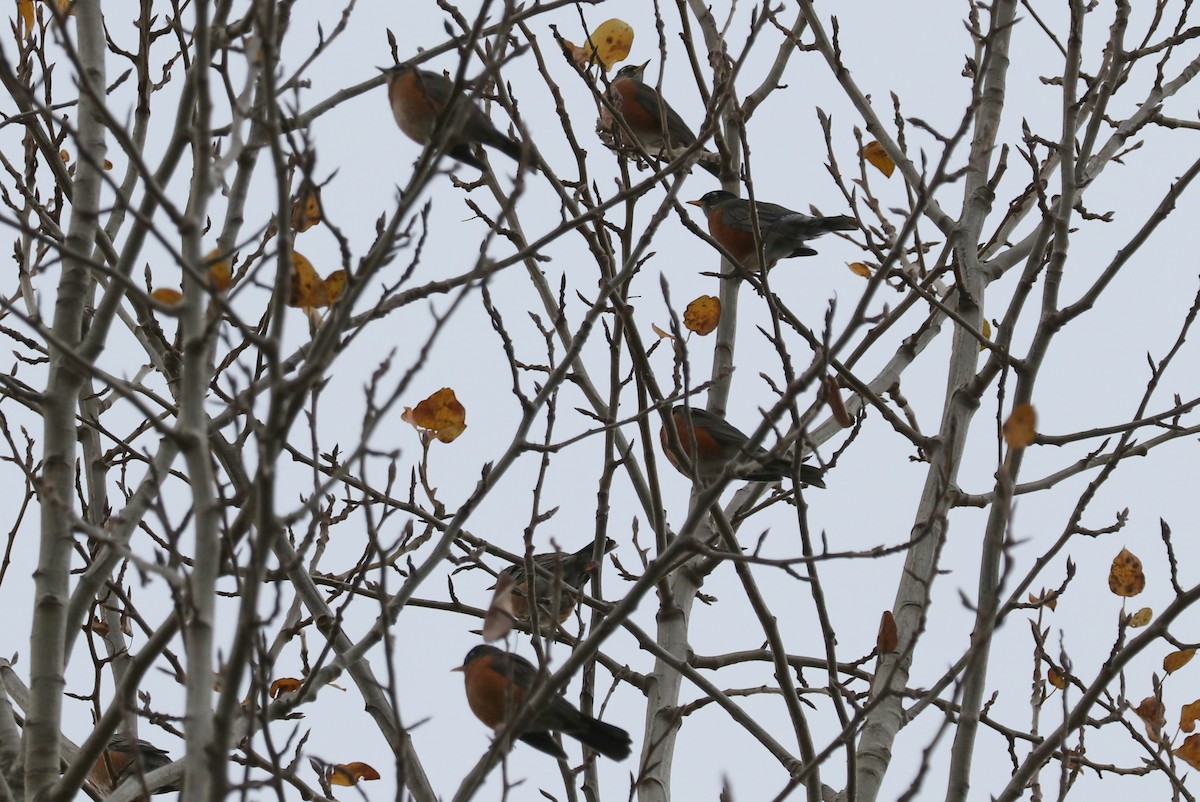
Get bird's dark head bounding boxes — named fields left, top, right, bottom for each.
left=455, top=644, right=502, bottom=672
left=686, top=190, right=735, bottom=211
left=614, top=61, right=650, bottom=82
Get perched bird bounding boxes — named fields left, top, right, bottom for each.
left=498, top=538, right=617, bottom=625
left=455, top=645, right=632, bottom=761
left=660, top=405, right=825, bottom=487
left=384, top=63, right=537, bottom=171
left=86, top=733, right=177, bottom=798
left=600, top=61, right=720, bottom=176
left=687, top=190, right=856, bottom=272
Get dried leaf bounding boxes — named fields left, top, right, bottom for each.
left=88, top=617, right=109, bottom=636
left=651, top=323, right=674, bottom=340
left=482, top=572, right=516, bottom=642
left=862, top=141, right=895, bottom=178
left=286, top=251, right=344, bottom=309
left=980, top=319, right=992, bottom=352
left=1108, top=548, right=1145, bottom=597
left=682, top=295, right=721, bottom=336
left=59, top=149, right=70, bottom=163
left=877, top=610, right=897, bottom=655
left=330, top=762, right=380, bottom=786
left=1165, top=649, right=1195, bottom=674
left=823, top=374, right=852, bottom=428
left=269, top=677, right=303, bottom=698
left=17, top=0, right=33, bottom=31
left=1047, top=667, right=1066, bottom=689
left=1027, top=588, right=1058, bottom=611
left=1003, top=404, right=1037, bottom=449
left=848, top=262, right=872, bottom=278
left=291, top=181, right=322, bottom=232
left=401, top=388, right=467, bottom=443
left=1177, top=734, right=1200, bottom=769
left=1128, top=607, right=1152, bottom=628
left=1134, top=695, right=1165, bottom=741
left=1182, top=700, right=1200, bottom=733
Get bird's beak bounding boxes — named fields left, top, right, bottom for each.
left=637, top=60, right=651, bottom=71
left=686, top=199, right=703, bottom=207
left=452, top=665, right=464, bottom=672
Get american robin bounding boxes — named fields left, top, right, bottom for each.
left=498, top=538, right=617, bottom=625
left=454, top=645, right=632, bottom=761
left=384, top=63, right=538, bottom=172
left=687, top=190, right=856, bottom=271
left=660, top=405, right=825, bottom=487
left=600, top=61, right=720, bottom=177
left=86, top=733, right=177, bottom=798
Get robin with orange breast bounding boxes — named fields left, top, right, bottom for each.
left=661, top=405, right=825, bottom=487
left=384, top=63, right=538, bottom=172
left=600, top=61, right=720, bottom=176
left=687, top=190, right=856, bottom=272
left=455, top=645, right=632, bottom=761
left=498, top=538, right=616, bottom=625
left=87, top=733, right=177, bottom=798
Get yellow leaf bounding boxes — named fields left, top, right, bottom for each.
left=330, top=762, right=380, bottom=786
left=1166, top=648, right=1195, bottom=674
left=862, top=140, right=895, bottom=178
left=205, top=248, right=232, bottom=291
left=291, top=181, right=322, bottom=232
left=286, top=251, right=344, bottom=309
left=1177, top=734, right=1200, bottom=769
left=565, top=18, right=634, bottom=72
left=848, top=262, right=872, bottom=278
left=59, top=149, right=69, bottom=163
left=1128, top=607, right=1152, bottom=627
left=1108, top=547, right=1145, bottom=598
left=1047, top=667, right=1066, bottom=690
left=151, top=288, right=183, bottom=305
left=1003, top=403, right=1037, bottom=450
left=682, top=295, right=720, bottom=336
left=269, top=677, right=303, bottom=698
left=1182, top=700, right=1200, bottom=733
left=401, top=388, right=467, bottom=443
left=979, top=319, right=992, bottom=352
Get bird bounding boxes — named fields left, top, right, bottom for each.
left=660, top=405, right=825, bottom=487
left=600, top=61, right=720, bottom=176
left=497, top=538, right=617, bottom=625
left=686, top=190, right=856, bottom=272
left=86, top=733, right=177, bottom=798
left=384, top=63, right=538, bottom=172
left=454, top=644, right=632, bottom=761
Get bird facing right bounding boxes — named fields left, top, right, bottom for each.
left=687, top=190, right=856, bottom=272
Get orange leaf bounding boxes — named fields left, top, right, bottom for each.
left=59, top=149, right=69, bottom=163
left=1047, top=667, right=1066, bottom=690
left=848, top=261, right=872, bottom=278
left=1166, top=648, right=1195, bottom=674
left=1182, top=700, right=1200, bottom=733
left=1028, top=588, right=1058, bottom=611
left=565, top=18, right=634, bottom=71
left=862, top=141, right=895, bottom=178
left=1003, top=404, right=1037, bottom=449
left=269, top=677, right=303, bottom=698
left=17, top=0, right=33, bottom=32
left=876, top=610, right=897, bottom=655
left=482, top=572, right=516, bottom=642
left=291, top=181, right=322, bottom=232
left=401, top=388, right=467, bottom=443
left=330, top=762, right=381, bottom=786
left=823, top=374, right=852, bottom=428
left=151, top=288, right=183, bottom=305
left=205, top=248, right=232, bottom=291
left=682, top=295, right=721, bottom=336
left=1134, top=695, right=1165, bottom=741
left=1108, top=547, right=1145, bottom=597
left=1128, top=607, right=1152, bottom=627
left=1177, top=734, right=1200, bottom=770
